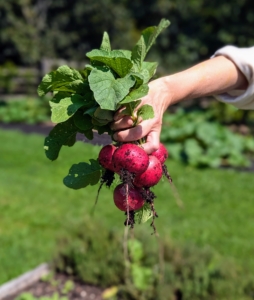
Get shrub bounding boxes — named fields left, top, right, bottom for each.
left=52, top=220, right=254, bottom=300
left=161, top=108, right=254, bottom=168
left=0, top=97, right=50, bottom=124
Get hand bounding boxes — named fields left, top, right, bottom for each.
left=111, top=78, right=171, bottom=154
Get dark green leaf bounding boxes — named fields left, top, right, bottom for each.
left=84, top=106, right=98, bottom=117
left=93, top=107, right=114, bottom=122
left=120, top=84, right=149, bottom=104
left=94, top=124, right=112, bottom=135
left=44, top=118, right=77, bottom=161
left=135, top=203, right=153, bottom=224
left=137, top=104, right=154, bottom=121
left=121, top=100, right=141, bottom=116
left=129, top=72, right=145, bottom=88
left=73, top=110, right=93, bottom=131
left=38, top=65, right=83, bottom=96
left=131, top=19, right=170, bottom=67
left=92, top=117, right=109, bottom=126
left=63, top=159, right=102, bottom=189
left=87, top=49, right=133, bottom=77
left=50, top=94, right=87, bottom=123
left=83, top=129, right=94, bottom=140
left=100, top=32, right=111, bottom=52
left=88, top=69, right=135, bottom=110
left=141, top=61, right=158, bottom=81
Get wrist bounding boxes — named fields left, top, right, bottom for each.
left=148, top=77, right=173, bottom=113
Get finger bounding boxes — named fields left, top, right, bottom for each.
left=114, top=106, right=128, bottom=121
left=141, top=130, right=160, bottom=154
left=111, top=116, right=134, bottom=131
left=113, top=124, right=144, bottom=142
left=113, top=119, right=153, bottom=143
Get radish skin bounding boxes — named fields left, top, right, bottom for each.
left=98, top=144, right=117, bottom=172
left=113, top=183, right=145, bottom=211
left=112, top=143, right=149, bottom=174
left=134, top=155, right=163, bottom=188
left=151, top=143, right=168, bottom=165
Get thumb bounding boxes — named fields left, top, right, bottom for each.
left=141, top=130, right=160, bottom=154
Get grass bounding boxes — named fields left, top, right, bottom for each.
left=0, top=128, right=254, bottom=284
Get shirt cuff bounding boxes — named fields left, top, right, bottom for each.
left=211, top=45, right=254, bottom=110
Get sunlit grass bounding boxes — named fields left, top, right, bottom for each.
left=0, top=128, right=253, bottom=283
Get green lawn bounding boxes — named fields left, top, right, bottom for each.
left=0, top=128, right=254, bottom=284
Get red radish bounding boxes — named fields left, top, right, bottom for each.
left=112, top=143, right=149, bottom=174
left=98, top=144, right=117, bottom=172
left=134, top=155, right=163, bottom=188
left=151, top=143, right=168, bottom=165
left=113, top=183, right=145, bottom=211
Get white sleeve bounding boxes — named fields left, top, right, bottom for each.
left=211, top=45, right=254, bottom=110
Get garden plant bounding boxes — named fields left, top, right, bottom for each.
left=37, top=19, right=173, bottom=232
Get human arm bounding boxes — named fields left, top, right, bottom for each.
left=111, top=48, right=251, bottom=154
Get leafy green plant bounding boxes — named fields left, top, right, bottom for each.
left=53, top=220, right=254, bottom=300
left=61, top=280, right=74, bottom=295
left=15, top=292, right=68, bottom=300
left=0, top=62, right=18, bottom=93
left=161, top=108, right=254, bottom=168
left=15, top=274, right=73, bottom=300
left=37, top=19, right=171, bottom=229
left=38, top=19, right=170, bottom=162
left=127, top=239, right=155, bottom=291
left=0, top=97, right=50, bottom=124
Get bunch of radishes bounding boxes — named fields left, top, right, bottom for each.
left=98, top=142, right=171, bottom=230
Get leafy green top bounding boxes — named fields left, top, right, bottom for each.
left=38, top=19, right=170, bottom=194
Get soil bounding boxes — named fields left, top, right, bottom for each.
left=5, top=273, right=104, bottom=300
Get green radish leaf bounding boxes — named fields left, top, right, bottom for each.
left=88, top=69, right=135, bottom=110
left=120, top=84, right=149, bottom=104
left=63, top=159, right=102, bottom=189
left=100, top=32, right=111, bottom=52
left=38, top=65, right=83, bottom=96
left=117, top=49, right=132, bottom=60
left=135, top=203, right=153, bottom=224
left=73, top=110, right=93, bottom=131
left=84, top=106, right=98, bottom=117
left=129, top=72, right=145, bottom=88
left=87, top=49, right=133, bottom=77
left=50, top=94, right=87, bottom=123
left=44, top=118, right=77, bottom=161
left=88, top=62, right=111, bottom=73
left=131, top=36, right=146, bottom=70
left=83, top=129, right=94, bottom=140
left=142, top=61, right=158, bottom=80
left=137, top=104, right=154, bottom=121
left=94, top=124, right=112, bottom=135
left=92, top=117, right=109, bottom=126
left=94, top=107, right=114, bottom=122
left=140, top=69, right=151, bottom=84
left=121, top=100, right=141, bottom=116
left=131, top=18, right=170, bottom=68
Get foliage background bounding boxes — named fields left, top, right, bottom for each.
left=1, top=0, right=254, bottom=73
left=1, top=1, right=254, bottom=297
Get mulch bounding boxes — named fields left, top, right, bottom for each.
left=5, top=273, right=104, bottom=300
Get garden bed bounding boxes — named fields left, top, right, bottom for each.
left=5, top=272, right=104, bottom=300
